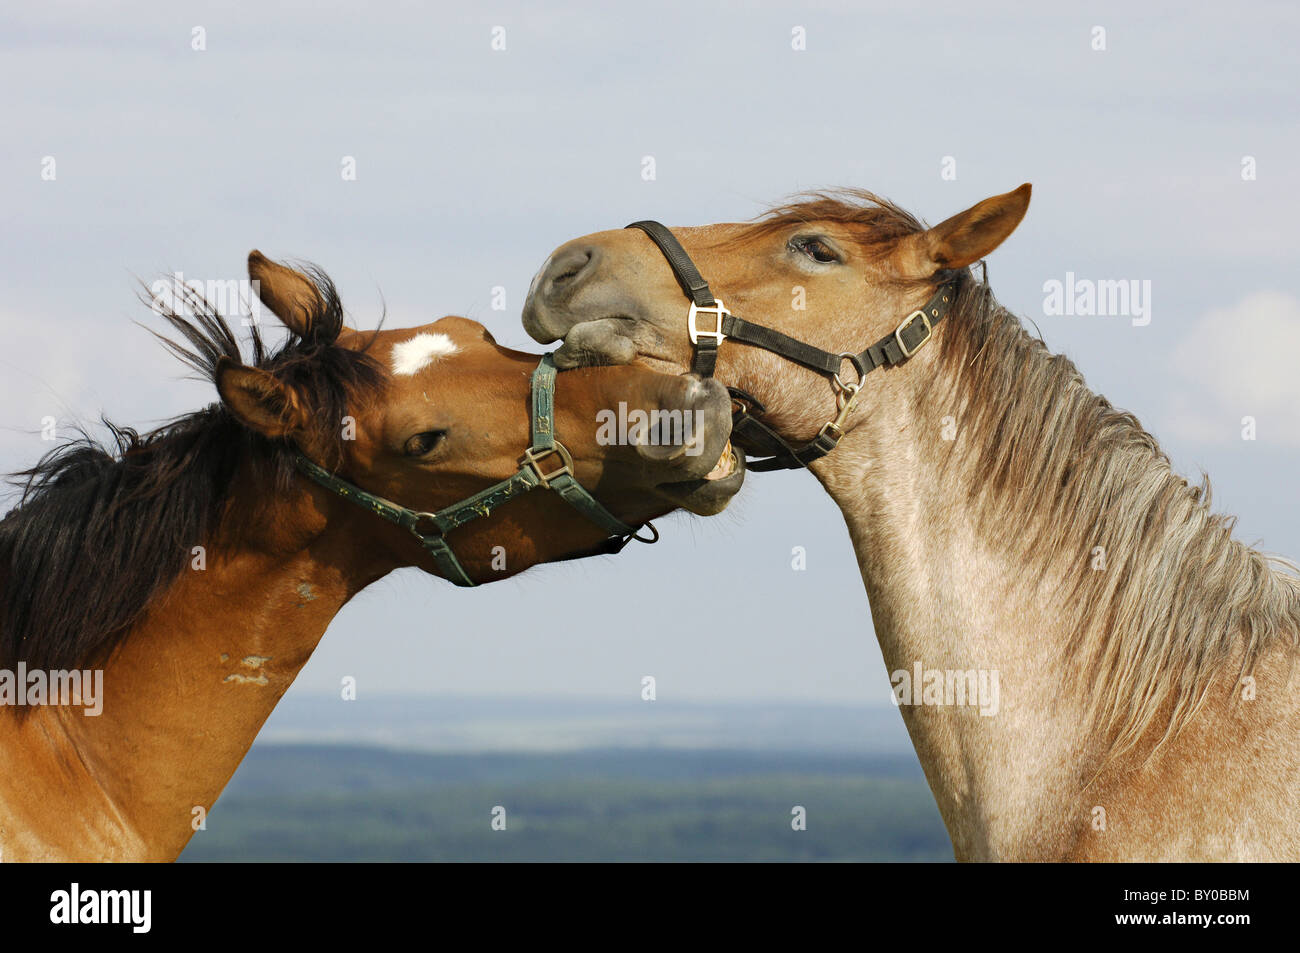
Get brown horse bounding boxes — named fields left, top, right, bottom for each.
left=0, top=251, right=741, bottom=861
left=522, top=186, right=1300, bottom=861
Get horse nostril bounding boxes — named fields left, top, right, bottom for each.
left=543, top=247, right=597, bottom=301
left=552, top=260, right=585, bottom=284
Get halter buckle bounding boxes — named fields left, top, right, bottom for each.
left=410, top=512, right=446, bottom=540
left=630, top=521, right=660, bottom=544
left=521, top=441, right=575, bottom=488
left=687, top=298, right=730, bottom=346
left=894, top=310, right=933, bottom=359
left=816, top=420, right=845, bottom=443
left=832, top=352, right=866, bottom=400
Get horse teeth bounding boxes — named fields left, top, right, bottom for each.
left=705, top=441, right=735, bottom=481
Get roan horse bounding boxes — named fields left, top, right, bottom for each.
left=0, top=252, right=742, bottom=861
left=523, top=185, right=1300, bottom=861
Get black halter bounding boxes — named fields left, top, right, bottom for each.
left=626, top=220, right=956, bottom=472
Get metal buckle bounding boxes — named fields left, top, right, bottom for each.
left=820, top=359, right=866, bottom=443
left=520, top=441, right=575, bottom=488
left=630, top=521, right=660, bottom=544
left=832, top=352, right=866, bottom=399
left=894, top=310, right=933, bottom=359
left=816, top=420, right=844, bottom=442
left=687, top=297, right=729, bottom=345
left=410, top=512, right=446, bottom=540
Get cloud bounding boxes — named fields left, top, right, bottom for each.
left=1167, top=291, right=1300, bottom=446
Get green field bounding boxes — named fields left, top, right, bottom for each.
left=179, top=745, right=952, bottom=862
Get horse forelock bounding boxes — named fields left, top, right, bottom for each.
left=754, top=189, right=927, bottom=242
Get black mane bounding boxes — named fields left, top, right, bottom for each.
left=0, top=267, right=382, bottom=671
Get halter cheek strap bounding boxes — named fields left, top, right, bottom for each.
left=295, top=353, right=655, bottom=587
left=626, top=220, right=956, bottom=471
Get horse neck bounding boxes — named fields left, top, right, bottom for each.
left=808, top=376, right=1103, bottom=860
left=0, top=472, right=394, bottom=861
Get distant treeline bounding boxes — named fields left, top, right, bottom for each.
left=180, top=745, right=952, bottom=862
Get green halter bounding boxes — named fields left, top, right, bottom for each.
left=294, top=353, right=656, bottom=586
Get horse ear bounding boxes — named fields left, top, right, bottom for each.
left=897, top=184, right=1031, bottom=277
left=215, top=356, right=309, bottom=439
left=247, top=250, right=323, bottom=338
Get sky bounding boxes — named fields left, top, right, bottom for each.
left=2, top=1, right=1297, bottom=706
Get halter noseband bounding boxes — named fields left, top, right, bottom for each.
left=625, top=220, right=955, bottom=472
left=294, top=353, right=656, bottom=587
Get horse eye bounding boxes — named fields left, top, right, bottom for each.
left=403, top=430, right=447, bottom=457
left=794, top=237, right=839, bottom=264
